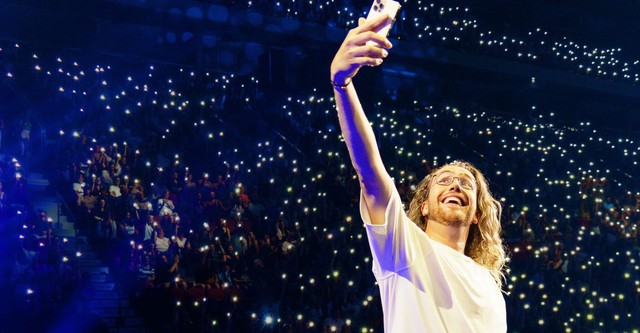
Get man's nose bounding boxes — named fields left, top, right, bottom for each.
left=448, top=180, right=463, bottom=191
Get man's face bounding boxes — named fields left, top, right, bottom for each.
left=421, top=165, right=479, bottom=227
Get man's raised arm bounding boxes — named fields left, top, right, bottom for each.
left=330, top=15, right=394, bottom=226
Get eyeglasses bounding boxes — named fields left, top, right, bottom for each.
left=435, top=174, right=476, bottom=190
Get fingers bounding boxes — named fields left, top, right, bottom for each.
left=352, top=17, right=393, bottom=49
left=341, top=45, right=387, bottom=68
left=350, top=31, right=393, bottom=49
left=336, top=31, right=390, bottom=70
left=348, top=44, right=388, bottom=61
left=331, top=15, right=393, bottom=82
left=353, top=56, right=384, bottom=67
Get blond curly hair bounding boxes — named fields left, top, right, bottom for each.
left=406, top=161, right=507, bottom=289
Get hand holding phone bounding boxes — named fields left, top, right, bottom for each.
left=330, top=0, right=400, bottom=86
left=365, top=0, right=401, bottom=45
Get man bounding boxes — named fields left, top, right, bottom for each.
left=329, top=14, right=507, bottom=332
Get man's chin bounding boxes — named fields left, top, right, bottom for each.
left=431, top=211, right=472, bottom=227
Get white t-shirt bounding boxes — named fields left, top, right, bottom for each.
left=158, top=198, right=174, bottom=216
left=361, top=184, right=507, bottom=333
left=73, top=182, right=85, bottom=196
left=176, top=237, right=187, bottom=249
left=155, top=236, right=170, bottom=253
left=109, top=185, right=122, bottom=197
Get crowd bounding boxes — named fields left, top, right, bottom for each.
left=207, top=0, right=640, bottom=84
left=0, top=1, right=640, bottom=332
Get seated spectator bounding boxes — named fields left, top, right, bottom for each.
left=153, top=254, right=179, bottom=288
left=143, top=215, right=156, bottom=243
left=157, top=190, right=175, bottom=216
left=117, top=209, right=138, bottom=239
left=72, top=173, right=85, bottom=205
left=229, top=197, right=245, bottom=221
left=174, top=230, right=191, bottom=255
left=155, top=228, right=171, bottom=253
left=93, top=198, right=116, bottom=239
left=109, top=177, right=122, bottom=198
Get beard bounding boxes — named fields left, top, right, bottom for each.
left=427, top=204, right=475, bottom=228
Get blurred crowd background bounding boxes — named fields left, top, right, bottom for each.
left=0, top=0, right=639, bottom=332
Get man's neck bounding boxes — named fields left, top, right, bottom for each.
left=424, top=220, right=470, bottom=253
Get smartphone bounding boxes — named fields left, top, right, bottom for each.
left=366, top=0, right=401, bottom=43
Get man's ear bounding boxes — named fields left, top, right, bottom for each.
left=420, top=202, right=428, bottom=217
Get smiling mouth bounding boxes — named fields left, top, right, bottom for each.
left=441, top=196, right=465, bottom=206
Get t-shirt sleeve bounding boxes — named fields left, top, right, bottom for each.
left=360, top=180, right=429, bottom=279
